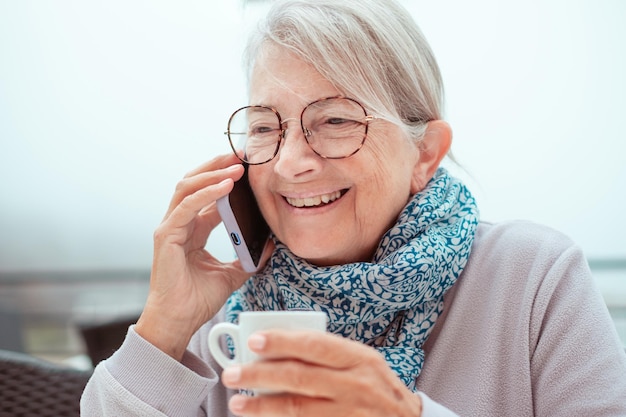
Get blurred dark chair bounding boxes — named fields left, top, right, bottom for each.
left=0, top=349, right=91, bottom=417
left=78, top=315, right=138, bottom=367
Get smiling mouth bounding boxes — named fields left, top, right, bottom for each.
left=285, top=189, right=347, bottom=208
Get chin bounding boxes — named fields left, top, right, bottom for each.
left=291, top=242, right=371, bottom=267
left=291, top=245, right=332, bottom=263
left=285, top=239, right=342, bottom=266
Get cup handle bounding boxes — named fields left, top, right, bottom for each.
left=208, top=323, right=240, bottom=369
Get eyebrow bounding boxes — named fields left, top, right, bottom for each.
left=248, top=95, right=346, bottom=113
left=245, top=105, right=277, bottom=114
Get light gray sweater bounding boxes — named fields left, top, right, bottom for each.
left=81, top=221, right=626, bottom=416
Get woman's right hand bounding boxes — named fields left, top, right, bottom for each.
left=135, top=153, right=258, bottom=361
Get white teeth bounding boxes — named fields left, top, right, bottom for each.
left=286, top=190, right=342, bottom=208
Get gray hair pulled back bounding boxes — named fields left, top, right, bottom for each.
left=244, top=0, right=444, bottom=143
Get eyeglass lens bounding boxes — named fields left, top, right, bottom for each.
left=227, top=97, right=368, bottom=164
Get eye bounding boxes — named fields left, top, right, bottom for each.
left=248, top=119, right=280, bottom=137
left=326, top=117, right=351, bottom=125
left=250, top=125, right=277, bottom=135
left=320, top=117, right=361, bottom=129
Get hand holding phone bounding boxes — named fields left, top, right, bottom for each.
left=216, top=166, right=271, bottom=273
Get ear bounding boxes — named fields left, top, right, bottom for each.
left=410, top=120, right=452, bottom=194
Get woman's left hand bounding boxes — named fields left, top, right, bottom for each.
left=221, top=330, right=423, bottom=417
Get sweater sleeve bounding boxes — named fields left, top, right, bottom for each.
left=80, top=325, right=220, bottom=417
left=416, top=221, right=626, bottom=416
left=529, top=244, right=626, bottom=416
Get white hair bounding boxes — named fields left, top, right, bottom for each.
left=243, top=0, right=444, bottom=143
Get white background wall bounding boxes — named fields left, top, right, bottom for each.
left=1, top=0, right=625, bottom=272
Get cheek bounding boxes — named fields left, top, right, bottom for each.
left=362, top=131, right=418, bottom=191
left=352, top=136, right=416, bottom=231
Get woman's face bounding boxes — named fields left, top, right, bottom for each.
left=248, top=46, right=424, bottom=266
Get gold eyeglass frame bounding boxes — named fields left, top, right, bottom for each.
left=224, top=96, right=376, bottom=165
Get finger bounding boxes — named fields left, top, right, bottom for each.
left=228, top=393, right=336, bottom=417
left=230, top=385, right=423, bottom=417
left=183, top=153, right=242, bottom=178
left=187, top=201, right=221, bottom=249
left=226, top=361, right=421, bottom=417
left=223, top=360, right=343, bottom=398
left=164, top=163, right=244, bottom=221
left=157, top=178, right=233, bottom=247
left=249, top=329, right=381, bottom=369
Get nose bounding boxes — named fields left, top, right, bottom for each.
left=273, top=118, right=321, bottom=179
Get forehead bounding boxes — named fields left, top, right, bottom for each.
left=248, top=45, right=342, bottom=108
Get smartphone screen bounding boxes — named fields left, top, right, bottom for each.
left=216, top=166, right=270, bottom=272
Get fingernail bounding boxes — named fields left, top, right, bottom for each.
left=222, top=365, right=242, bottom=384
left=248, top=333, right=267, bottom=351
left=229, top=394, right=246, bottom=413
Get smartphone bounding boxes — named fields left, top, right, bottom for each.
left=216, top=165, right=271, bottom=272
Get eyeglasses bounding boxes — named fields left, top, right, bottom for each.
left=224, top=96, right=375, bottom=165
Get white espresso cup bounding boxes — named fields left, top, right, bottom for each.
left=208, top=311, right=327, bottom=371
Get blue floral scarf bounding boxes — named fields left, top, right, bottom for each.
left=226, top=167, right=479, bottom=390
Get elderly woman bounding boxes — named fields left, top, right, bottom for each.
left=81, top=0, right=626, bottom=416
